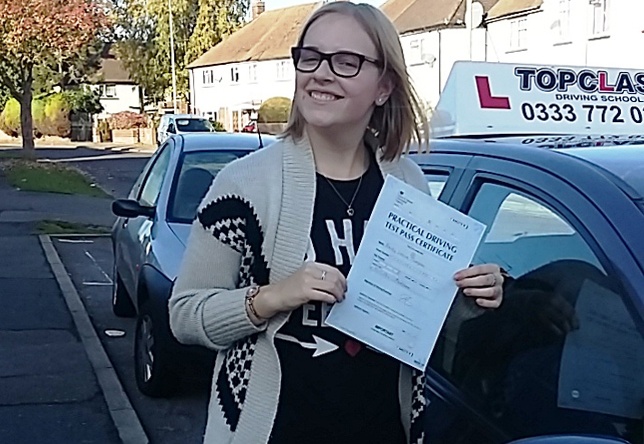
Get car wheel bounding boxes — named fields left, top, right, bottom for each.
left=134, top=300, right=177, bottom=397
left=112, top=268, right=136, bottom=318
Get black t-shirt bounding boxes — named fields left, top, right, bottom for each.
left=269, top=156, right=406, bottom=444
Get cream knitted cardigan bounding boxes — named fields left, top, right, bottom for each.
left=169, top=135, right=479, bottom=444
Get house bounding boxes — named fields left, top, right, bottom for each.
left=485, top=0, right=644, bottom=69
left=93, top=45, right=142, bottom=118
left=382, top=0, right=499, bottom=112
left=187, top=0, right=502, bottom=129
left=187, top=2, right=318, bottom=131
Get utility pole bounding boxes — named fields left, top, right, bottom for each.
left=168, top=0, right=178, bottom=113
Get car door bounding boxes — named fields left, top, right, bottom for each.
left=120, top=141, right=174, bottom=299
left=420, top=155, right=644, bottom=443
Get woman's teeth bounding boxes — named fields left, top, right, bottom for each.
left=310, top=91, right=338, bottom=101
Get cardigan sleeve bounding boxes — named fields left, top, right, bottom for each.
left=168, top=167, right=267, bottom=351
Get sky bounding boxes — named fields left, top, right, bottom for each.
left=265, top=0, right=385, bottom=12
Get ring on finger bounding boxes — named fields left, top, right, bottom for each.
left=320, top=270, right=327, bottom=281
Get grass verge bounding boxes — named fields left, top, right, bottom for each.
left=0, top=150, right=22, bottom=159
left=37, top=220, right=111, bottom=235
left=0, top=159, right=109, bottom=198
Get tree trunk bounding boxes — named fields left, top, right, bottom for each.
left=19, top=76, right=35, bottom=159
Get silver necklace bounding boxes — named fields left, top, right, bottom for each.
left=323, top=173, right=363, bottom=217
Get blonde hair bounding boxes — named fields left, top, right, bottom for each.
left=282, top=1, right=428, bottom=161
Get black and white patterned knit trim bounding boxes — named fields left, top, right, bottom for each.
left=409, top=369, right=426, bottom=443
left=198, top=195, right=269, bottom=431
left=198, top=195, right=270, bottom=286
left=215, top=335, right=258, bottom=431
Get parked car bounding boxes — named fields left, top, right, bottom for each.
left=111, top=132, right=276, bottom=397
left=410, top=61, right=643, bottom=444
left=156, top=114, right=215, bottom=145
left=241, top=120, right=257, bottom=133
left=409, top=135, right=643, bottom=444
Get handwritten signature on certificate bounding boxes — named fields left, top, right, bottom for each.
left=326, top=175, right=486, bottom=370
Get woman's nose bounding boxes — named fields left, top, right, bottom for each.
left=311, top=58, right=335, bottom=81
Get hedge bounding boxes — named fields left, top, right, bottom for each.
left=0, top=99, right=20, bottom=137
left=258, top=97, right=292, bottom=123
left=107, top=111, right=148, bottom=130
left=0, top=94, right=74, bottom=138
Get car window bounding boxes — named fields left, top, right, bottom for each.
left=168, top=150, right=252, bottom=222
left=175, top=118, right=213, bottom=132
left=138, top=144, right=172, bottom=207
left=425, top=173, right=448, bottom=198
left=427, top=182, right=644, bottom=443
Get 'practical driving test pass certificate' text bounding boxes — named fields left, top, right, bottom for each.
left=326, top=175, right=486, bottom=370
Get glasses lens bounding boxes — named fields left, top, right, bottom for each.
left=331, top=53, right=361, bottom=77
left=295, top=48, right=321, bottom=72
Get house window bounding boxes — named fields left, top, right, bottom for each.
left=590, top=0, right=609, bottom=36
left=556, top=0, right=571, bottom=40
left=276, top=60, right=290, bottom=80
left=202, top=69, right=214, bottom=85
left=510, top=18, right=528, bottom=50
left=248, top=64, right=258, bottom=83
left=230, top=66, right=239, bottom=83
left=101, top=84, right=117, bottom=98
left=409, top=39, right=422, bottom=64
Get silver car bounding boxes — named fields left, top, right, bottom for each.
left=111, top=132, right=275, bottom=397
left=157, top=114, right=215, bottom=145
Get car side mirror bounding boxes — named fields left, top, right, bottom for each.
left=167, top=124, right=176, bottom=134
left=112, top=199, right=155, bottom=219
left=507, top=435, right=630, bottom=444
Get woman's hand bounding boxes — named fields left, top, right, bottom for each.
left=253, top=262, right=346, bottom=319
left=454, top=264, right=504, bottom=309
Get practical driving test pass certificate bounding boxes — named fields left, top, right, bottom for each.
left=326, top=175, right=486, bottom=370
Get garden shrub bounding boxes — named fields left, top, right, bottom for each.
left=107, top=111, right=147, bottom=130
left=32, top=99, right=47, bottom=138
left=0, top=99, right=21, bottom=137
left=258, top=97, right=292, bottom=123
left=212, top=120, right=225, bottom=132
left=42, top=94, right=72, bottom=138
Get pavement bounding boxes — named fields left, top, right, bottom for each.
left=0, top=139, right=157, bottom=154
left=0, top=153, right=149, bottom=443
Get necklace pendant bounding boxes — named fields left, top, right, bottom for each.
left=347, top=208, right=355, bottom=217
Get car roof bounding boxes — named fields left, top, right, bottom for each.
left=411, top=137, right=644, bottom=200
left=176, top=132, right=278, bottom=152
left=163, top=114, right=205, bottom=120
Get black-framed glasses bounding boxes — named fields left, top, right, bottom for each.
left=290, top=46, right=381, bottom=78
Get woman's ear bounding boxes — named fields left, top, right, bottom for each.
left=375, top=76, right=394, bottom=106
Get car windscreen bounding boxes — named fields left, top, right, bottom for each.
left=168, top=150, right=252, bottom=223
left=175, top=118, right=213, bottom=132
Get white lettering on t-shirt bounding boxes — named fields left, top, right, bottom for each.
left=326, top=219, right=355, bottom=266
left=302, top=302, right=332, bottom=327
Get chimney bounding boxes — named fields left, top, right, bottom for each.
left=252, top=1, right=266, bottom=20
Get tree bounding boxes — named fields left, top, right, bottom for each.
left=112, top=0, right=168, bottom=108
left=114, top=0, right=248, bottom=107
left=185, top=0, right=248, bottom=67
left=0, top=0, right=109, bottom=156
left=0, top=85, right=9, bottom=113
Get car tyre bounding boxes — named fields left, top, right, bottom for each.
left=112, top=269, right=136, bottom=318
left=134, top=300, right=177, bottom=397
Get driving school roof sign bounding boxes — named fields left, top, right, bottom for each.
left=429, top=61, right=644, bottom=138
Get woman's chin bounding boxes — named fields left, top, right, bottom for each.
left=300, top=107, right=345, bottom=127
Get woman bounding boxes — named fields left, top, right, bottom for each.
left=169, top=2, right=504, bottom=443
